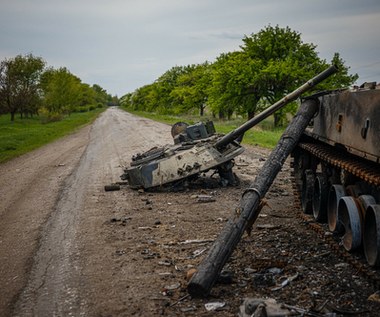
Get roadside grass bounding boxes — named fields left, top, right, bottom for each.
left=123, top=109, right=284, bottom=149
left=0, top=108, right=105, bottom=163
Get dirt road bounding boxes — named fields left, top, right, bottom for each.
left=1, top=107, right=379, bottom=316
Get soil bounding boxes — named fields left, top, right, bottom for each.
left=0, top=107, right=379, bottom=316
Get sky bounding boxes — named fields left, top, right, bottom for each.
left=1, top=0, right=379, bottom=97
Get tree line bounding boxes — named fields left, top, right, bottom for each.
left=121, top=25, right=358, bottom=127
left=0, top=53, right=117, bottom=122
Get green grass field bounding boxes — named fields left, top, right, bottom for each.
left=0, top=108, right=105, bottom=163
left=124, top=109, right=284, bottom=149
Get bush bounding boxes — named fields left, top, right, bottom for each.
left=77, top=106, right=88, bottom=113
left=39, top=108, right=64, bottom=123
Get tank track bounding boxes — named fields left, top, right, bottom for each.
left=292, top=186, right=380, bottom=288
left=298, top=142, right=380, bottom=187
left=291, top=142, right=380, bottom=287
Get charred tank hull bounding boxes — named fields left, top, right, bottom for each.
left=292, top=84, right=380, bottom=266
left=305, top=85, right=380, bottom=162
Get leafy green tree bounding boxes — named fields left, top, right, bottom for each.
left=170, top=62, right=211, bottom=116
left=41, top=67, right=82, bottom=115
left=241, top=25, right=320, bottom=125
left=241, top=25, right=357, bottom=126
left=208, top=51, right=265, bottom=120
left=0, top=53, right=45, bottom=121
left=315, top=53, right=358, bottom=91
left=129, top=84, right=157, bottom=111
left=77, top=83, right=96, bottom=110
left=154, top=65, right=192, bottom=114
left=92, top=84, right=109, bottom=107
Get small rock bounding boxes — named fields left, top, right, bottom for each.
left=180, top=306, right=197, bottom=312
left=334, top=262, right=350, bottom=269
left=164, top=282, right=180, bottom=290
left=158, top=260, right=172, bottom=266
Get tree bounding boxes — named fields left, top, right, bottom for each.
left=0, top=54, right=45, bottom=121
left=129, top=84, right=158, bottom=111
left=208, top=51, right=264, bottom=120
left=77, top=83, right=96, bottom=109
left=92, top=84, right=109, bottom=107
left=41, top=67, right=82, bottom=115
left=170, top=62, right=211, bottom=116
left=154, top=65, right=193, bottom=114
left=241, top=25, right=358, bottom=126
left=315, top=53, right=358, bottom=91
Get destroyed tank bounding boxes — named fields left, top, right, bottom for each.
left=291, top=82, right=380, bottom=266
left=121, top=65, right=337, bottom=190
left=122, top=119, right=245, bottom=189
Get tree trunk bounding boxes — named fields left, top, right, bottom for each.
left=187, top=98, right=319, bottom=298
left=274, top=112, right=285, bottom=127
left=199, top=104, right=204, bottom=116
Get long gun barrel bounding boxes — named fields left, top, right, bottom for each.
left=215, top=64, right=338, bottom=149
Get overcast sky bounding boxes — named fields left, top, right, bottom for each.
left=1, top=0, right=379, bottom=96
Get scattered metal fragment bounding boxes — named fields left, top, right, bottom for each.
left=205, top=302, right=226, bottom=311
left=178, top=239, right=214, bottom=245
left=191, top=248, right=207, bottom=258
left=104, top=184, right=120, bottom=191
left=164, top=283, right=180, bottom=291
left=195, top=195, right=216, bottom=203
left=180, top=306, right=197, bottom=312
left=158, top=260, right=172, bottom=266
left=271, top=272, right=299, bottom=291
left=256, top=224, right=281, bottom=230
left=238, top=298, right=291, bottom=317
